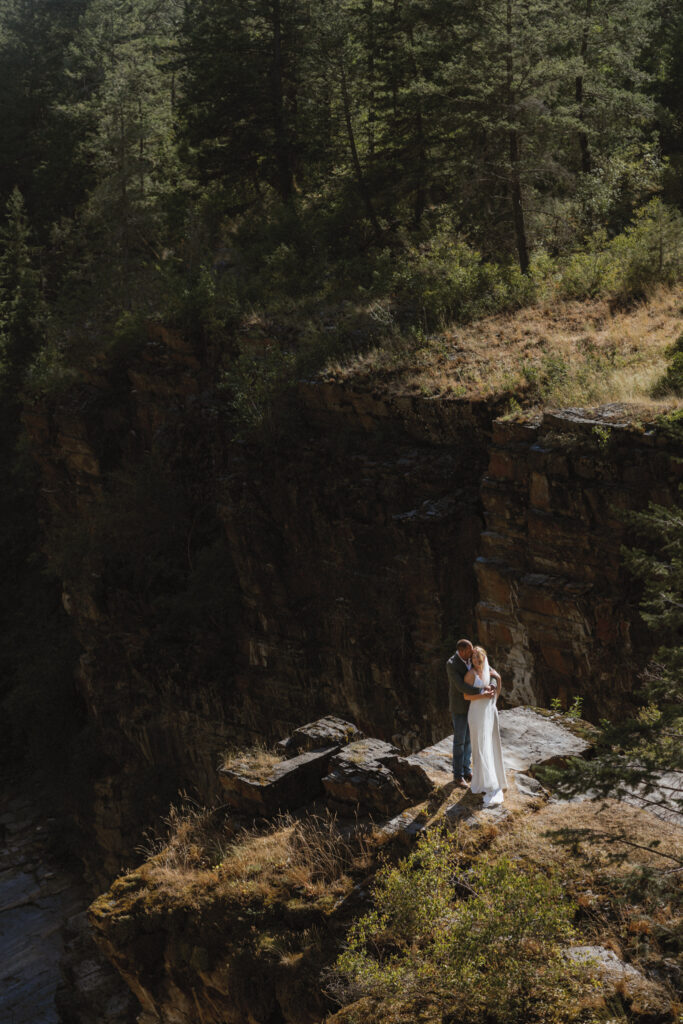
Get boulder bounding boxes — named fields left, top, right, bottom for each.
left=219, top=747, right=338, bottom=816
left=380, top=806, right=429, bottom=845
left=407, top=737, right=454, bottom=788
left=322, top=739, right=410, bottom=816
left=277, top=716, right=363, bottom=759
left=381, top=755, right=435, bottom=804
left=497, top=707, right=593, bottom=771
left=565, top=946, right=670, bottom=1017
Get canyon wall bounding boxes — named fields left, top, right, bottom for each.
left=476, top=409, right=682, bottom=719
left=219, top=381, right=496, bottom=750
left=23, top=327, right=682, bottom=876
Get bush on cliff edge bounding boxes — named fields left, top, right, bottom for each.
left=329, top=828, right=592, bottom=1024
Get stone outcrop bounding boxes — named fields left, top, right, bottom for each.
left=322, top=738, right=407, bottom=816
left=497, top=706, right=595, bottom=769
left=21, top=322, right=683, bottom=881
left=565, top=946, right=672, bottom=1018
left=218, top=723, right=440, bottom=820
left=86, top=708, right=604, bottom=1024
left=215, top=710, right=594, bottom=827
left=219, top=746, right=339, bottom=816
left=277, top=716, right=363, bottom=758
left=476, top=406, right=683, bottom=718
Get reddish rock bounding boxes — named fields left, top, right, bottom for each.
left=529, top=471, right=550, bottom=509
left=219, top=747, right=338, bottom=816
left=476, top=408, right=681, bottom=715
left=488, top=449, right=518, bottom=481
left=474, top=560, right=514, bottom=610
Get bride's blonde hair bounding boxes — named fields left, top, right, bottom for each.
left=472, top=645, right=487, bottom=664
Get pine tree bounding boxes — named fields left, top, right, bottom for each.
left=568, top=0, right=659, bottom=233
left=651, top=0, right=683, bottom=205
left=309, top=0, right=384, bottom=237
left=0, top=187, right=45, bottom=390
left=179, top=0, right=308, bottom=204
left=0, top=0, right=87, bottom=228
left=570, top=0, right=657, bottom=176
left=63, top=0, right=182, bottom=308
left=433, top=0, right=576, bottom=270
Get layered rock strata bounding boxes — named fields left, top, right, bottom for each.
left=22, top=325, right=682, bottom=879
left=475, top=406, right=683, bottom=718
left=218, top=385, right=493, bottom=750
left=219, top=746, right=339, bottom=816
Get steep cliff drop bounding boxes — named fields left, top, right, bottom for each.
left=21, top=324, right=683, bottom=886
left=0, top=774, right=136, bottom=1024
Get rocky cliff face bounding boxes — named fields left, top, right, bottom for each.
left=476, top=408, right=682, bottom=719
left=22, top=328, right=681, bottom=877
left=220, top=381, right=497, bottom=750
left=23, top=330, right=239, bottom=883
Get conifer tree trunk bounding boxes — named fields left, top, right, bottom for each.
left=366, top=0, right=375, bottom=159
left=270, top=0, right=294, bottom=201
left=413, top=107, right=427, bottom=227
left=576, top=0, right=593, bottom=174
left=506, top=0, right=529, bottom=274
left=407, top=27, right=426, bottom=227
left=339, top=61, right=382, bottom=240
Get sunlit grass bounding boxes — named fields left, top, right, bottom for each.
left=323, top=286, right=683, bottom=414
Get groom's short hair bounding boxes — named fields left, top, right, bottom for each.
left=456, top=638, right=472, bottom=652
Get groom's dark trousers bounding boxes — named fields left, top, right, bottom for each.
left=446, top=652, right=481, bottom=780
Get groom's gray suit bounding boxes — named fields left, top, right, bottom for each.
left=446, top=652, right=482, bottom=779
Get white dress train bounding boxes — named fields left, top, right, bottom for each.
left=468, top=657, right=507, bottom=803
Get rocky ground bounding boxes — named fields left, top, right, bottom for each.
left=0, top=775, right=135, bottom=1024
left=88, top=707, right=682, bottom=1024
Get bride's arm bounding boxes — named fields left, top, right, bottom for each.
left=463, top=669, right=492, bottom=700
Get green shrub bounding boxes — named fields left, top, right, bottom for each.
left=332, top=829, right=590, bottom=1024
left=24, top=338, right=79, bottom=397
left=391, top=232, right=538, bottom=329
left=221, top=345, right=297, bottom=438
left=558, top=229, right=616, bottom=299
left=652, top=332, right=683, bottom=397
left=609, top=199, right=683, bottom=303
left=559, top=200, right=683, bottom=304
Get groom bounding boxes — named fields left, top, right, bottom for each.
left=446, top=638, right=498, bottom=787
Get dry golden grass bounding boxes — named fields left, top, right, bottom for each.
left=138, top=808, right=379, bottom=911
left=324, top=286, right=683, bottom=412
left=488, top=797, right=682, bottom=975
left=490, top=796, right=682, bottom=873
left=221, top=743, right=281, bottom=781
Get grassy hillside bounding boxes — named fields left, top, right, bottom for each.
left=324, top=286, right=683, bottom=411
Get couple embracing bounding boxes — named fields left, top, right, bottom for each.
left=446, top=638, right=507, bottom=807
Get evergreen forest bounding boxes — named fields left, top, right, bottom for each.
left=1, top=5, right=682, bottom=1021
left=0, top=0, right=682, bottom=391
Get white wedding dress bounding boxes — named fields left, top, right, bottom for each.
left=468, top=657, right=507, bottom=806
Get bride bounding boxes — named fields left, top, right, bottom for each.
left=463, top=645, right=507, bottom=807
